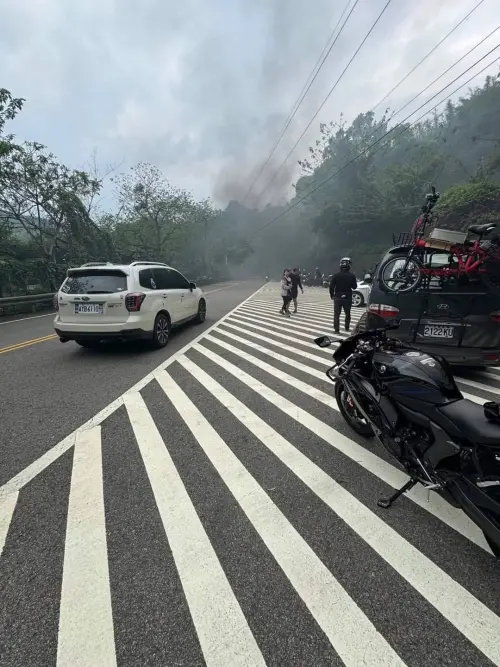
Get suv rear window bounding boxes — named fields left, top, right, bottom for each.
left=61, top=270, right=127, bottom=294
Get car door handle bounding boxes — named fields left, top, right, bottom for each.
left=161, top=294, right=168, bottom=297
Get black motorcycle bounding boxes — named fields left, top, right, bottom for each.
left=315, top=321, right=500, bottom=557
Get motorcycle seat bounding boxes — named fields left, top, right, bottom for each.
left=437, top=399, right=500, bottom=446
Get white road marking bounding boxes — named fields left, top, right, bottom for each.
left=175, top=357, right=500, bottom=666
left=241, top=306, right=334, bottom=334
left=0, top=283, right=266, bottom=501
left=209, top=329, right=328, bottom=381
left=222, top=317, right=334, bottom=355
left=156, top=370, right=408, bottom=667
left=229, top=313, right=331, bottom=343
left=218, top=321, right=332, bottom=365
left=192, top=343, right=492, bottom=552
left=123, top=391, right=265, bottom=667
left=456, top=375, right=500, bottom=396
left=0, top=491, right=18, bottom=557
left=248, top=300, right=335, bottom=320
left=57, top=427, right=116, bottom=667
left=202, top=334, right=340, bottom=409
left=0, top=312, right=55, bottom=326
left=204, top=283, right=240, bottom=295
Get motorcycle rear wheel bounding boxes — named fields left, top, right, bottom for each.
left=335, top=381, right=374, bottom=438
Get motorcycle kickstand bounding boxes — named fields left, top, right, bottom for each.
left=377, top=479, right=418, bottom=509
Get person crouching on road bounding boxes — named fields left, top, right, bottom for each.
left=280, top=268, right=292, bottom=316
left=329, top=257, right=357, bottom=333
left=290, top=267, right=304, bottom=313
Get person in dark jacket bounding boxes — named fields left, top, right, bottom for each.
left=289, top=268, right=303, bottom=313
left=329, top=257, right=357, bottom=333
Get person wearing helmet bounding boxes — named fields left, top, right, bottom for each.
left=329, top=257, right=357, bottom=333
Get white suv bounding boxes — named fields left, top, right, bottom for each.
left=53, top=261, right=207, bottom=349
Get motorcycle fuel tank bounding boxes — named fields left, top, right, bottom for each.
left=372, top=348, right=462, bottom=405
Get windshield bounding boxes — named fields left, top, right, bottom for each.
left=61, top=270, right=128, bottom=294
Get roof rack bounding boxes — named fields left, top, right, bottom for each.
left=80, top=262, right=114, bottom=267
left=130, top=261, right=169, bottom=267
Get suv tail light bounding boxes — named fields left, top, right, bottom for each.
left=125, top=292, right=146, bottom=312
left=490, top=311, right=500, bottom=323
left=368, top=303, right=400, bottom=318
left=53, top=294, right=59, bottom=311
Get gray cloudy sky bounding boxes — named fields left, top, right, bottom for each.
left=1, top=0, right=499, bottom=207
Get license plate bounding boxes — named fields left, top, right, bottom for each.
left=423, top=324, right=454, bottom=338
left=74, top=304, right=103, bottom=315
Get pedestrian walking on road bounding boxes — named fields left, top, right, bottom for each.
left=329, top=257, right=357, bottom=333
left=280, top=268, right=292, bottom=316
left=290, top=268, right=304, bottom=313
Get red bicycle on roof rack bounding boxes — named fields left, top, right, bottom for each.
left=380, top=186, right=500, bottom=293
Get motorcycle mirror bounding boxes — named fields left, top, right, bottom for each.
left=314, top=335, right=333, bottom=348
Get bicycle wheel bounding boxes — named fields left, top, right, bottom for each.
left=380, top=256, right=422, bottom=293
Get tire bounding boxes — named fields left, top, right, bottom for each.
left=380, top=256, right=422, bottom=293
left=75, top=340, right=101, bottom=349
left=352, top=291, right=364, bottom=308
left=335, top=380, right=374, bottom=437
left=150, top=313, right=171, bottom=349
left=193, top=299, right=206, bottom=324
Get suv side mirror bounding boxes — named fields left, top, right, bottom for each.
left=363, top=274, right=373, bottom=284
left=189, top=281, right=196, bottom=291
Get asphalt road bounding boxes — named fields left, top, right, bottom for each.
left=1, top=283, right=500, bottom=667
left=0, top=281, right=261, bottom=485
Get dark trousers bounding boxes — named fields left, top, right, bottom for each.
left=333, top=296, right=352, bottom=331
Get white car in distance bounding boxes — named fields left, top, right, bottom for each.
left=352, top=274, right=373, bottom=308
left=53, top=261, right=207, bottom=349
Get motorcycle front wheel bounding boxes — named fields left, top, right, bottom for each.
left=335, top=381, right=374, bottom=438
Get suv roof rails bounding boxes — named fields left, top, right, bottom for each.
left=80, top=262, right=114, bottom=267
left=130, top=261, right=169, bottom=267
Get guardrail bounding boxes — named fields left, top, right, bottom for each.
left=0, top=293, right=55, bottom=317
left=0, top=278, right=226, bottom=318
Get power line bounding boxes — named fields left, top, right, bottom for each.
left=241, top=0, right=358, bottom=204
left=392, top=23, right=500, bottom=120
left=255, top=0, right=394, bottom=203
left=255, top=48, right=500, bottom=234
left=297, top=26, right=500, bottom=196
left=371, top=0, right=487, bottom=112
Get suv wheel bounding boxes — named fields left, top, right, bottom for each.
left=151, top=313, right=171, bottom=349
left=194, top=299, right=206, bottom=324
left=352, top=291, right=364, bottom=308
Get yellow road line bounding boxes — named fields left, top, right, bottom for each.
left=0, top=333, right=57, bottom=355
